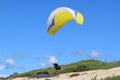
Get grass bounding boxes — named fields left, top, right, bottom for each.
left=7, top=59, right=120, bottom=78
left=91, top=75, right=120, bottom=80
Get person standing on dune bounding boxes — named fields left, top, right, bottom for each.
left=47, top=56, right=61, bottom=75
left=53, top=62, right=61, bottom=75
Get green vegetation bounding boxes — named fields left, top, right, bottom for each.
left=91, top=75, right=120, bottom=80
left=7, top=60, right=120, bottom=78
left=0, top=78, right=6, bottom=80
left=103, top=76, right=120, bottom=80
left=60, top=60, right=110, bottom=73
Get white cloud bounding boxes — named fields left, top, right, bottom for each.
left=89, top=50, right=99, bottom=59
left=0, top=54, right=1, bottom=64
left=5, top=59, right=15, bottom=69
left=0, top=74, right=9, bottom=77
left=0, top=65, right=5, bottom=70
left=0, top=59, right=15, bottom=70
left=40, top=56, right=58, bottom=68
left=12, top=52, right=25, bottom=59
left=74, top=50, right=84, bottom=57
left=40, top=62, right=46, bottom=68
left=18, top=65, right=26, bottom=69
left=46, top=56, right=58, bottom=64
left=0, top=54, right=1, bottom=59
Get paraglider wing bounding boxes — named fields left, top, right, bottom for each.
left=47, top=7, right=84, bottom=35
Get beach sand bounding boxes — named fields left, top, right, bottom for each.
left=10, top=67, right=120, bottom=80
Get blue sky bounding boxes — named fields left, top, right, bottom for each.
left=0, top=0, right=120, bottom=77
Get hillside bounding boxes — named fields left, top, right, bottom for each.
left=10, top=67, right=120, bottom=80
left=7, top=60, right=120, bottom=79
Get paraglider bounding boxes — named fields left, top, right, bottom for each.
left=47, top=7, right=84, bottom=35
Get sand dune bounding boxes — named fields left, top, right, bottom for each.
left=10, top=67, right=120, bottom=80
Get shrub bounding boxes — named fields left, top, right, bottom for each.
left=60, top=68, right=76, bottom=73
left=75, top=65, right=89, bottom=72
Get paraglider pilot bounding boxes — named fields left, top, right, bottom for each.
left=53, top=63, right=61, bottom=75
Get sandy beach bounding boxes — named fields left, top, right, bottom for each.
left=10, top=67, right=120, bottom=80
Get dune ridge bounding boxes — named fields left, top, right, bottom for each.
left=10, top=67, right=120, bottom=80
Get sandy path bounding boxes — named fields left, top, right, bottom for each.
left=10, top=67, right=120, bottom=80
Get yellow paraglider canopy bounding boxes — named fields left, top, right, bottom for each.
left=47, top=7, right=84, bottom=35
